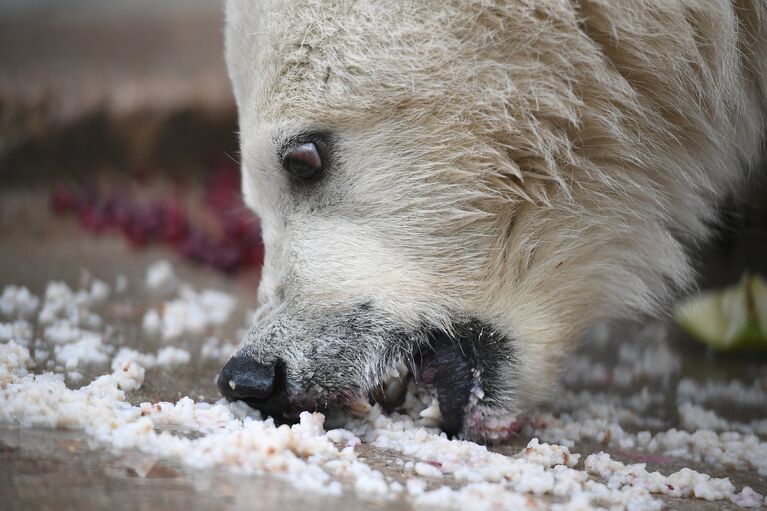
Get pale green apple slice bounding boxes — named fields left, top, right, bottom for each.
left=752, top=275, right=767, bottom=334
left=675, top=275, right=767, bottom=352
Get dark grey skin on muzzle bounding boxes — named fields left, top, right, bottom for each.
left=218, top=312, right=517, bottom=439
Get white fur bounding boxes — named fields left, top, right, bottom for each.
left=224, top=0, right=767, bottom=431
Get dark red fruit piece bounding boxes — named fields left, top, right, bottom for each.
left=157, top=197, right=189, bottom=244
left=210, top=242, right=244, bottom=274
left=79, top=200, right=112, bottom=234
left=51, top=185, right=77, bottom=214
left=110, top=192, right=135, bottom=229
left=52, top=161, right=265, bottom=275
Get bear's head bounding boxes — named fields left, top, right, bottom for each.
left=220, top=0, right=695, bottom=440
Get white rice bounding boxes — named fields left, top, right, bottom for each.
left=111, top=346, right=192, bottom=391
left=200, top=336, right=239, bottom=362
left=142, top=286, right=236, bottom=340
left=0, top=285, right=40, bottom=319
left=54, top=333, right=109, bottom=369
left=0, top=319, right=34, bottom=345
left=145, top=260, right=178, bottom=293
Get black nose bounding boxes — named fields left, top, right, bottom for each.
left=218, top=354, right=277, bottom=401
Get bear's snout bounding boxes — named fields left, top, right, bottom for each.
left=218, top=354, right=296, bottom=420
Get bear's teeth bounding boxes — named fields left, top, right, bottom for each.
left=419, top=398, right=442, bottom=421
left=349, top=398, right=371, bottom=416
left=383, top=378, right=407, bottom=407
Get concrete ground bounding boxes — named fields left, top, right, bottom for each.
left=1, top=189, right=765, bottom=511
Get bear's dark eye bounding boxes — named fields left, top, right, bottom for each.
left=282, top=142, right=323, bottom=180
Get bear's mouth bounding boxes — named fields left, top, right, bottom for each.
left=355, top=325, right=487, bottom=436
left=413, top=328, right=484, bottom=435
left=221, top=320, right=515, bottom=439
left=346, top=321, right=518, bottom=438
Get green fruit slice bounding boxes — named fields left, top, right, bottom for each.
left=752, top=276, right=767, bottom=334
left=675, top=274, right=767, bottom=352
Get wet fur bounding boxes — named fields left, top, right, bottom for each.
left=224, top=0, right=767, bottom=439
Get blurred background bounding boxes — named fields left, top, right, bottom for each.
left=0, top=0, right=265, bottom=289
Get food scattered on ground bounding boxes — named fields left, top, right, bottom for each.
left=1, top=267, right=766, bottom=510
left=50, top=162, right=264, bottom=274
left=111, top=346, right=191, bottom=391
left=142, top=285, right=236, bottom=340
left=0, top=286, right=40, bottom=319
left=145, top=259, right=178, bottom=294
left=200, top=336, right=239, bottom=362
left=675, top=274, right=767, bottom=352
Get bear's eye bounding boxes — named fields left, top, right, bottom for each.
left=282, top=142, right=323, bottom=180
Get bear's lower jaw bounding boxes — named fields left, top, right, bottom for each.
left=414, top=328, right=482, bottom=437
left=411, top=321, right=521, bottom=440
left=227, top=319, right=521, bottom=441
left=462, top=404, right=525, bottom=443
left=341, top=320, right=522, bottom=440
